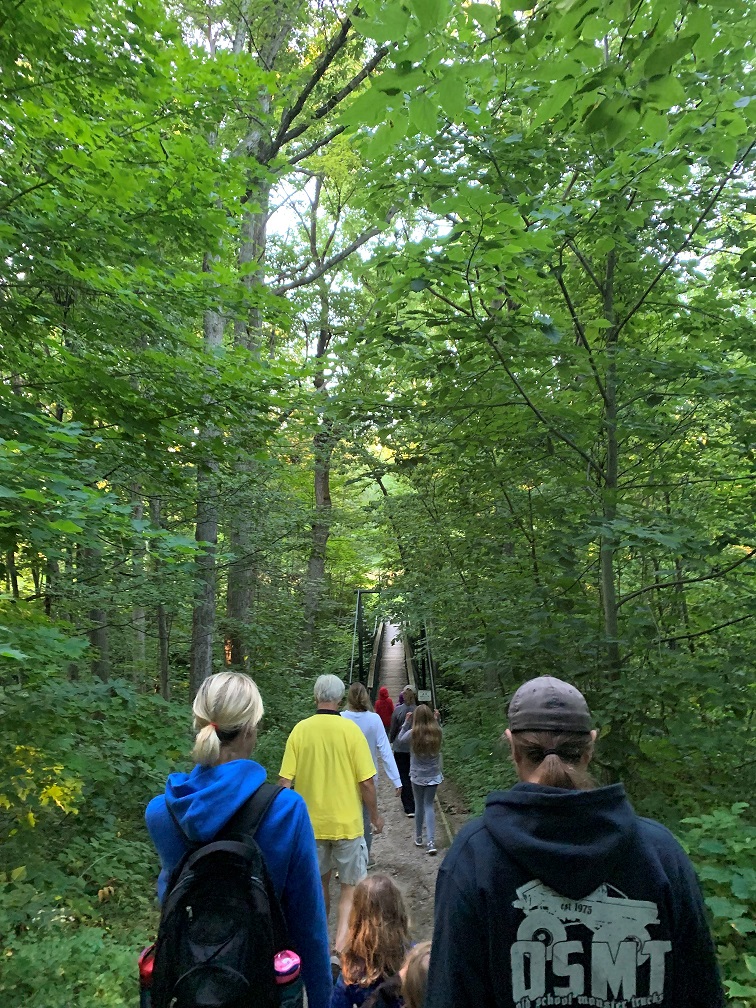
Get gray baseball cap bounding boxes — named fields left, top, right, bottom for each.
left=508, top=676, right=592, bottom=733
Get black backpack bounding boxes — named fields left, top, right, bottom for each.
left=151, top=782, right=287, bottom=1008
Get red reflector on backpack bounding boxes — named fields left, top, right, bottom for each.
left=139, top=944, right=156, bottom=988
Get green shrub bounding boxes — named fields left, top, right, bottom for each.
left=0, top=667, right=319, bottom=1007
left=679, top=804, right=756, bottom=1007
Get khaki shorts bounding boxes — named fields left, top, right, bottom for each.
left=316, top=836, right=368, bottom=886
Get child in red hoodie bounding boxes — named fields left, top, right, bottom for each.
left=374, top=687, right=394, bottom=730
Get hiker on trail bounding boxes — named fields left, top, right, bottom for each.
left=397, top=941, right=431, bottom=1008
left=389, top=686, right=416, bottom=816
left=342, top=682, right=402, bottom=862
left=395, top=704, right=443, bottom=855
left=361, top=938, right=432, bottom=1008
left=279, top=674, right=384, bottom=969
left=374, top=686, right=395, bottom=730
left=425, top=675, right=725, bottom=1008
left=145, top=671, right=331, bottom=1008
left=331, top=874, right=410, bottom=1008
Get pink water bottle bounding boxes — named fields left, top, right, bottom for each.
left=274, top=950, right=303, bottom=1007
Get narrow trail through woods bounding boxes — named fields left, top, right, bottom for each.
left=343, top=624, right=461, bottom=940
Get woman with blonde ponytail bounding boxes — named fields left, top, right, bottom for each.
left=146, top=672, right=332, bottom=1008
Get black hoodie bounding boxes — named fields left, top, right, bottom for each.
left=426, top=783, right=723, bottom=1008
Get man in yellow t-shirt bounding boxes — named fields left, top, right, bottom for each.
left=279, top=674, right=384, bottom=961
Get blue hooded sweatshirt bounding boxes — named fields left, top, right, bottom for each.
left=145, top=759, right=332, bottom=1008
left=426, top=782, right=724, bottom=1008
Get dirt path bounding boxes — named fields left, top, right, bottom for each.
left=367, top=771, right=447, bottom=939
left=326, top=626, right=471, bottom=943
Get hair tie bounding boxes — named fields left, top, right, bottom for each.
left=542, top=749, right=560, bottom=757
left=209, top=722, right=218, bottom=731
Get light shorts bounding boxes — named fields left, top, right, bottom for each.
left=316, top=836, right=368, bottom=886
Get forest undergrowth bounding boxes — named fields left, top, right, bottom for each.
left=0, top=667, right=319, bottom=1007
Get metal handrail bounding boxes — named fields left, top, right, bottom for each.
left=367, top=621, right=385, bottom=702
left=348, top=600, right=360, bottom=684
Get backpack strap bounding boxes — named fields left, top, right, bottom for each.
left=219, top=782, right=289, bottom=952
left=165, top=799, right=201, bottom=851
left=218, top=781, right=283, bottom=842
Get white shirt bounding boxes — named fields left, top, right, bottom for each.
left=341, top=710, right=401, bottom=789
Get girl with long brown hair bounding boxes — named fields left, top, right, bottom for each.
left=331, top=874, right=410, bottom=1008
left=396, top=704, right=443, bottom=855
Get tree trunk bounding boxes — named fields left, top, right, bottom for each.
left=303, top=419, right=336, bottom=647
left=190, top=264, right=224, bottom=695
left=225, top=7, right=298, bottom=666
left=191, top=458, right=219, bottom=693
left=302, top=277, right=337, bottom=649
left=44, top=557, right=58, bottom=617
left=6, top=549, right=19, bottom=598
left=600, top=252, right=621, bottom=676
left=81, top=546, right=110, bottom=681
left=224, top=185, right=266, bottom=668
left=149, top=496, right=171, bottom=700
left=131, top=487, right=147, bottom=681
left=89, top=607, right=110, bottom=681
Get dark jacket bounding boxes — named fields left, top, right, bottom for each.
left=426, top=782, right=724, bottom=1008
left=363, top=974, right=403, bottom=1008
left=331, top=974, right=400, bottom=1008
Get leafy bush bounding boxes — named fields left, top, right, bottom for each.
left=679, top=804, right=756, bottom=1007
left=0, top=666, right=317, bottom=1007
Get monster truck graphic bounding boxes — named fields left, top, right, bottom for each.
left=513, top=880, right=659, bottom=962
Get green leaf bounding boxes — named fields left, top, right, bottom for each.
left=436, top=72, right=467, bottom=119
left=409, top=94, right=439, bottom=136
left=339, top=85, right=389, bottom=128
left=410, top=0, right=450, bottom=31
left=468, top=3, right=497, bottom=33
left=644, top=36, right=698, bottom=79
left=48, top=519, right=84, bottom=533
left=0, top=647, right=29, bottom=661
left=705, top=895, right=747, bottom=920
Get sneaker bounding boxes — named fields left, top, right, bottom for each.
left=330, top=953, right=341, bottom=982
left=414, top=839, right=423, bottom=847
left=427, top=844, right=437, bottom=856
left=406, top=812, right=415, bottom=818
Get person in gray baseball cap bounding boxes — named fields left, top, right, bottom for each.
left=505, top=675, right=596, bottom=789
left=426, top=675, right=724, bottom=1008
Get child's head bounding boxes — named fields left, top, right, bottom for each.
left=400, top=941, right=431, bottom=1008
left=341, top=874, right=410, bottom=986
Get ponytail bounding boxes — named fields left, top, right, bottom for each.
left=192, top=722, right=221, bottom=767
left=510, top=731, right=594, bottom=790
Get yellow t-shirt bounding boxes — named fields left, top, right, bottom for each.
left=279, top=712, right=377, bottom=840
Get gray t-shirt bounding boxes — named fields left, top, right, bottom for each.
left=390, top=703, right=416, bottom=751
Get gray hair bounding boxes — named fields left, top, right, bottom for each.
left=314, top=673, right=345, bottom=704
